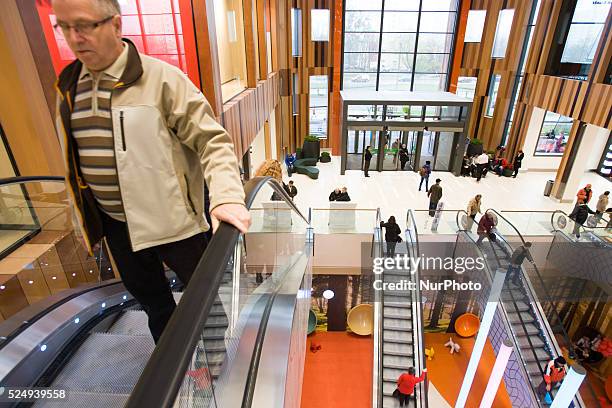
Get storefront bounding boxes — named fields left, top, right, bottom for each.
left=339, top=90, right=472, bottom=176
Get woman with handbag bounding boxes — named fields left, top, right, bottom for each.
left=380, top=216, right=402, bottom=258
left=395, top=367, right=427, bottom=406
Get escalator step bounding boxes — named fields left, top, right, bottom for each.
left=50, top=333, right=155, bottom=394
left=382, top=394, right=416, bottom=408
left=523, top=347, right=552, bottom=362
left=383, top=300, right=413, bottom=308
left=383, top=331, right=413, bottom=344
left=383, top=354, right=414, bottom=368
left=507, top=310, right=536, bottom=325
left=383, top=307, right=412, bottom=318
left=383, top=341, right=414, bottom=357
left=518, top=336, right=546, bottom=349
left=383, top=319, right=413, bottom=331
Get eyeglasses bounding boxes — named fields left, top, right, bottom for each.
left=53, top=15, right=115, bottom=36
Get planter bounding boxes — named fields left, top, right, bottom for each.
left=503, top=168, right=513, bottom=177
left=296, top=148, right=304, bottom=160
left=320, top=154, right=331, bottom=163
left=466, top=142, right=484, bottom=157
left=302, top=140, right=321, bottom=160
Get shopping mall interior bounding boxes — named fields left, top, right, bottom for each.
left=0, top=0, right=611, bottom=407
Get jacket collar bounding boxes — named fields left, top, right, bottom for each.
left=56, top=38, right=143, bottom=94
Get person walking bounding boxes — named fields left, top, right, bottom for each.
left=395, top=367, right=427, bottom=407
left=507, top=242, right=534, bottom=286
left=512, top=150, right=524, bottom=178
left=466, top=194, right=482, bottom=231
left=537, top=357, right=568, bottom=398
left=569, top=199, right=596, bottom=238
left=418, top=160, right=432, bottom=191
left=576, top=184, right=593, bottom=205
left=286, top=180, right=298, bottom=200
left=399, top=144, right=409, bottom=170
left=380, top=216, right=402, bottom=257
left=596, top=191, right=609, bottom=223
left=427, top=179, right=442, bottom=217
left=364, top=146, right=372, bottom=177
left=52, top=0, right=250, bottom=343
left=475, top=152, right=489, bottom=182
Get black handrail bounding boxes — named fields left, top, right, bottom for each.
left=0, top=176, right=65, bottom=186
left=125, top=177, right=308, bottom=408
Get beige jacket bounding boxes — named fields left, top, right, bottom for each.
left=55, top=40, right=245, bottom=252
left=467, top=198, right=481, bottom=216
left=596, top=194, right=609, bottom=213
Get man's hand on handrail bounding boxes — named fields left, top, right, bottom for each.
left=211, top=203, right=251, bottom=234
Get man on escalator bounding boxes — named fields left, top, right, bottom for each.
left=52, top=0, right=251, bottom=343
left=395, top=367, right=427, bottom=406
left=506, top=242, right=534, bottom=286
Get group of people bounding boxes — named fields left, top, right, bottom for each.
left=329, top=187, right=351, bottom=202
left=460, top=149, right=524, bottom=180
left=569, top=184, right=610, bottom=237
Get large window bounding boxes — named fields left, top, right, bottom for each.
left=342, top=0, right=458, bottom=92
left=501, top=0, right=541, bottom=146
left=456, top=76, right=477, bottom=99
left=309, top=76, right=328, bottom=139
left=561, top=0, right=610, bottom=65
left=485, top=74, right=501, bottom=117
left=535, top=112, right=573, bottom=156
left=214, top=0, right=248, bottom=102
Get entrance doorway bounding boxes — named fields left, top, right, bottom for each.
left=345, top=128, right=457, bottom=173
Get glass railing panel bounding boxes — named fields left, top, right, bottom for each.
left=310, top=207, right=378, bottom=234
left=170, top=180, right=310, bottom=408
left=408, top=209, right=461, bottom=235
left=0, top=178, right=115, bottom=321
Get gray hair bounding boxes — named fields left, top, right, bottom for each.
left=95, top=0, right=121, bottom=16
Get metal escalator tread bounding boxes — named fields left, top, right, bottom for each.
left=48, top=332, right=155, bottom=395
left=523, top=347, right=552, bottom=362
left=35, top=390, right=130, bottom=408
left=382, top=394, right=416, bottom=407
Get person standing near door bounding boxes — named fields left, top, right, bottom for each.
left=512, top=150, right=524, bottom=178
left=427, top=179, right=442, bottom=217
left=399, top=144, right=409, bottom=170
left=364, top=146, right=372, bottom=177
left=418, top=160, right=432, bottom=191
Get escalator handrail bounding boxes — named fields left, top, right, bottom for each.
left=405, top=209, right=427, bottom=408
left=550, top=209, right=610, bottom=246
left=125, top=176, right=307, bottom=408
left=0, top=176, right=65, bottom=186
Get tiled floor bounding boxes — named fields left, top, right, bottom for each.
left=287, top=156, right=611, bottom=230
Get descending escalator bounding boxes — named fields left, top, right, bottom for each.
left=0, top=176, right=312, bottom=408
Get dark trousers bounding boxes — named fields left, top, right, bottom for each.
left=398, top=391, right=415, bottom=407
left=386, top=241, right=397, bottom=257
left=419, top=176, right=429, bottom=191
left=429, top=200, right=438, bottom=217
left=512, top=166, right=520, bottom=177
left=476, top=164, right=485, bottom=181
left=102, top=212, right=208, bottom=343
left=364, top=159, right=371, bottom=177
left=507, top=263, right=522, bottom=285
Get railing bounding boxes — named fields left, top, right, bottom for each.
left=126, top=176, right=310, bottom=408
left=408, top=208, right=464, bottom=235
left=550, top=210, right=611, bottom=245
left=373, top=209, right=383, bottom=408
left=405, top=209, right=428, bottom=408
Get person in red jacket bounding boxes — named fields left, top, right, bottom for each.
left=396, top=367, right=427, bottom=406
left=577, top=184, right=593, bottom=205
left=537, top=356, right=567, bottom=397
left=475, top=211, right=509, bottom=256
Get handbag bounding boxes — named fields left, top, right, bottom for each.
left=396, top=236, right=403, bottom=243
left=392, top=388, right=399, bottom=398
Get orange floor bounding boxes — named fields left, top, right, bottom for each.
left=301, top=332, right=373, bottom=408
left=425, top=333, right=513, bottom=408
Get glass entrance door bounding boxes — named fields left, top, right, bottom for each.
left=418, top=130, right=436, bottom=169
left=346, top=129, right=381, bottom=171
left=382, top=131, right=402, bottom=170
left=399, top=131, right=418, bottom=171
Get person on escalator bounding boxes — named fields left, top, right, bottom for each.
left=568, top=199, right=596, bottom=238
left=507, top=242, right=534, bottom=286
left=380, top=216, right=402, bottom=257
left=537, top=357, right=567, bottom=398
left=52, top=0, right=250, bottom=343
left=395, top=367, right=427, bottom=406
left=475, top=211, right=508, bottom=255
